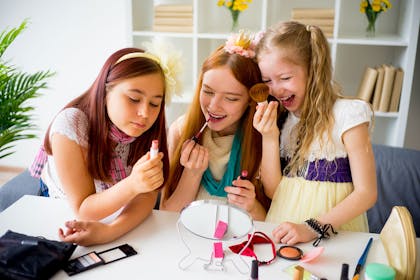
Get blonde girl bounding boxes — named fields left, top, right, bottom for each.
left=253, top=21, right=377, bottom=245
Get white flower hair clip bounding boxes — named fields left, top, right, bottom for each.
left=142, top=38, right=183, bottom=104
left=224, top=29, right=260, bottom=58
left=116, top=38, right=184, bottom=104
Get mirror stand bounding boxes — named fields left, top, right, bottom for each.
left=176, top=200, right=255, bottom=274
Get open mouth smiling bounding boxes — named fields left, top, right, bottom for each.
left=208, top=112, right=226, bottom=122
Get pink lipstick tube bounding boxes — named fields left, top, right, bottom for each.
left=150, top=140, right=159, bottom=158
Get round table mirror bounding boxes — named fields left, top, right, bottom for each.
left=178, top=199, right=253, bottom=241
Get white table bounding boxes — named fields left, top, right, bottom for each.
left=0, top=196, right=418, bottom=279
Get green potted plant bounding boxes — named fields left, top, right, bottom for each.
left=0, top=19, right=54, bottom=159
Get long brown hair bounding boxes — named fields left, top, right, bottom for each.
left=163, top=45, right=270, bottom=209
left=43, top=47, right=169, bottom=183
left=256, top=21, right=340, bottom=175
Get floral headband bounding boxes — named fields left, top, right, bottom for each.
left=223, top=30, right=264, bottom=58
left=115, top=38, right=183, bottom=104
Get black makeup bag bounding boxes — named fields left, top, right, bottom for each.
left=0, top=230, right=77, bottom=280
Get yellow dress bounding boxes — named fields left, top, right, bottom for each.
left=265, top=99, right=372, bottom=232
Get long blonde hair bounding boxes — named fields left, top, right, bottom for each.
left=256, top=21, right=341, bottom=175
left=163, top=45, right=270, bottom=209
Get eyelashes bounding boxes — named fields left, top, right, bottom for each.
left=201, top=90, right=241, bottom=102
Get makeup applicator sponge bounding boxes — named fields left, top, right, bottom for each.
left=249, top=83, right=269, bottom=104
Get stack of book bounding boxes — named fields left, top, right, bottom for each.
left=356, top=64, right=404, bottom=112
left=291, top=8, right=335, bottom=38
left=153, top=4, right=193, bottom=33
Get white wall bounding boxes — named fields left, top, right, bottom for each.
left=0, top=0, right=130, bottom=168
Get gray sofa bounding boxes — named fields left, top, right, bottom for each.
left=0, top=169, right=40, bottom=212
left=368, top=144, right=420, bottom=236
left=1, top=145, right=419, bottom=237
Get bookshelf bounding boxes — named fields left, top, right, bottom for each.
left=128, top=0, right=419, bottom=147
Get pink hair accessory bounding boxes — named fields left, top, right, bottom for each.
left=253, top=30, right=265, bottom=46
left=224, top=30, right=257, bottom=58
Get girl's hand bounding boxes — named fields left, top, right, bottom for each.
left=253, top=101, right=280, bottom=140
left=179, top=139, right=209, bottom=174
left=225, top=177, right=257, bottom=213
left=272, top=222, right=318, bottom=245
left=58, top=220, right=111, bottom=246
left=128, top=152, right=164, bottom=193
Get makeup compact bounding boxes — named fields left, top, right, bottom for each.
left=277, top=246, right=303, bottom=261
left=64, top=244, right=137, bottom=276
left=277, top=245, right=324, bottom=263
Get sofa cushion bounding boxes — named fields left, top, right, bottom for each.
left=368, top=145, right=420, bottom=237
left=0, top=169, right=40, bottom=212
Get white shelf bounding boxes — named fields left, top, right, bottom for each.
left=336, top=36, right=408, bottom=47
left=129, top=0, right=419, bottom=147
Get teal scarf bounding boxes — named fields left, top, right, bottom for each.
left=201, top=130, right=242, bottom=197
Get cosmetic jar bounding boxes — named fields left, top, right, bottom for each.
left=365, top=263, right=395, bottom=280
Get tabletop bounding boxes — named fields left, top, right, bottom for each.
left=0, top=195, right=418, bottom=279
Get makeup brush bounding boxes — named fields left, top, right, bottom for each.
left=192, top=121, right=208, bottom=142
left=249, top=83, right=269, bottom=104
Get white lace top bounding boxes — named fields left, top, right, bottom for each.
left=280, top=99, right=372, bottom=162
left=41, top=108, right=131, bottom=198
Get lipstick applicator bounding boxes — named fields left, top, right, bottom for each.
left=192, top=121, right=208, bottom=142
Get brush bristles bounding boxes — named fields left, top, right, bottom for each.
left=249, top=83, right=269, bottom=103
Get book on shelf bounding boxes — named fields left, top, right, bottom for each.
left=356, top=67, right=378, bottom=102
left=378, top=64, right=396, bottom=112
left=152, top=25, right=193, bottom=33
left=153, top=4, right=193, bottom=33
left=291, top=8, right=335, bottom=19
left=292, top=18, right=335, bottom=27
left=154, top=11, right=193, bottom=18
left=389, top=68, right=404, bottom=112
left=291, top=8, right=334, bottom=38
left=154, top=4, right=193, bottom=13
left=316, top=25, right=334, bottom=33
left=372, top=66, right=385, bottom=110
left=154, top=17, right=193, bottom=26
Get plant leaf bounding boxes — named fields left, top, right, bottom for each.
left=0, top=19, right=54, bottom=158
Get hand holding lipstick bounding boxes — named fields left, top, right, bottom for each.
left=128, top=148, right=164, bottom=193
left=179, top=138, right=209, bottom=174
left=225, top=170, right=260, bottom=215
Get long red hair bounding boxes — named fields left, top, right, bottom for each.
left=163, top=46, right=270, bottom=210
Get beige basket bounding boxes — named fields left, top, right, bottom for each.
left=380, top=206, right=417, bottom=280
